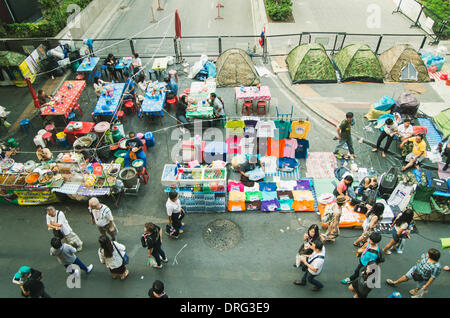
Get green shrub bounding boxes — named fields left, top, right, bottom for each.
left=1, top=0, right=93, bottom=38
left=265, top=0, right=293, bottom=22
left=420, top=0, right=450, bottom=39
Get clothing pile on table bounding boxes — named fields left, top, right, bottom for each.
left=224, top=117, right=311, bottom=162
left=227, top=179, right=316, bottom=212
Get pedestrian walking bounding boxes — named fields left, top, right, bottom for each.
left=148, top=280, right=168, bottom=298
left=353, top=203, right=384, bottom=247
left=46, top=206, right=83, bottom=252
left=89, top=197, right=117, bottom=241
left=382, top=208, right=414, bottom=255
left=295, top=224, right=322, bottom=267
left=386, top=248, right=442, bottom=298
left=321, top=195, right=346, bottom=242
left=50, top=237, right=93, bottom=274
left=334, top=112, right=355, bottom=160
left=166, top=191, right=185, bottom=238
left=293, top=240, right=326, bottom=291
left=98, top=235, right=129, bottom=280
left=22, top=278, right=51, bottom=298
left=142, top=222, right=168, bottom=269
left=348, top=263, right=377, bottom=298
left=342, top=232, right=383, bottom=285
left=12, top=266, right=43, bottom=297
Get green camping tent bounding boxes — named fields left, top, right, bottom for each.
left=285, top=43, right=337, bottom=83
left=379, top=44, right=430, bottom=82
left=216, top=48, right=260, bottom=87
left=333, top=44, right=383, bottom=82
left=433, top=108, right=450, bottom=139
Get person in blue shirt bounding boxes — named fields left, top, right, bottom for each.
left=341, top=232, right=383, bottom=285
left=164, top=77, right=178, bottom=100
left=124, top=132, right=146, bottom=168
left=123, top=72, right=136, bottom=96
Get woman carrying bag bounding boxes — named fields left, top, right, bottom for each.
left=294, top=224, right=322, bottom=268
left=383, top=209, right=414, bottom=255
left=98, top=235, right=129, bottom=280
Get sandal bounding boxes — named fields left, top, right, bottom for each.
left=384, top=249, right=392, bottom=255
left=120, top=269, right=129, bottom=280
left=409, top=288, right=419, bottom=295
left=386, top=279, right=396, bottom=287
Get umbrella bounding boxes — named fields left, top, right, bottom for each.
left=175, top=10, right=181, bottom=39
left=0, top=51, right=27, bottom=67
left=25, top=77, right=41, bottom=109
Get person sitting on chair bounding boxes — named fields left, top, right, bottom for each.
left=208, top=93, right=225, bottom=118
left=104, top=54, right=119, bottom=81
left=38, top=90, right=53, bottom=107
left=164, top=77, right=178, bottom=100
left=124, top=132, right=146, bottom=168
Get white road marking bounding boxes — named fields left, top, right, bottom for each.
left=128, top=243, right=141, bottom=258
left=173, top=243, right=188, bottom=265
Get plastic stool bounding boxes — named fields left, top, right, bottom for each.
left=166, top=96, right=178, bottom=112
left=73, top=104, right=84, bottom=117
left=42, top=131, right=55, bottom=145
left=68, top=112, right=77, bottom=121
left=124, top=101, right=136, bottom=115
left=75, top=74, right=84, bottom=80
left=116, top=110, right=127, bottom=123
left=19, top=119, right=34, bottom=135
left=168, top=70, right=178, bottom=82
left=137, top=168, right=149, bottom=184
left=45, top=124, right=55, bottom=133
left=256, top=101, right=267, bottom=115
left=242, top=101, right=253, bottom=115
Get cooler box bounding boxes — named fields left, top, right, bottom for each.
left=204, top=141, right=227, bottom=163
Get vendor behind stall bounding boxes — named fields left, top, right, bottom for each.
left=124, top=132, right=146, bottom=168
left=236, top=156, right=262, bottom=184
left=36, top=145, right=53, bottom=162
left=38, top=90, right=53, bottom=107
left=74, top=145, right=96, bottom=164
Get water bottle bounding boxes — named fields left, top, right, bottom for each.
left=370, top=167, right=376, bottom=176
left=202, top=100, right=206, bottom=106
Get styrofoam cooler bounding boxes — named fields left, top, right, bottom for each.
left=33, top=134, right=46, bottom=148
left=145, top=132, right=155, bottom=147
left=182, top=140, right=205, bottom=163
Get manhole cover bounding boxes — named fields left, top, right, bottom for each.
left=203, top=219, right=242, bottom=251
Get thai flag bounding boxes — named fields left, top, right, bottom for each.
left=259, top=27, right=265, bottom=48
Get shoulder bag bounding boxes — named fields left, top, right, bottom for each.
left=53, top=211, right=65, bottom=239
left=113, top=242, right=129, bottom=265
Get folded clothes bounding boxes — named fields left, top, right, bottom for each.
left=228, top=200, right=245, bottom=212
left=262, top=191, right=278, bottom=201
left=279, top=199, right=294, bottom=211
left=245, top=201, right=261, bottom=211
left=229, top=191, right=246, bottom=201
left=292, top=190, right=314, bottom=201
left=294, top=180, right=311, bottom=191
left=277, top=190, right=294, bottom=200
left=259, top=182, right=277, bottom=192
left=261, top=199, right=280, bottom=212
left=245, top=191, right=263, bottom=202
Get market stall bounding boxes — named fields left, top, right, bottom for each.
left=92, top=83, right=126, bottom=119
left=162, top=164, right=227, bottom=213
left=77, top=57, right=100, bottom=83
left=139, top=82, right=166, bottom=121
left=41, top=80, right=86, bottom=124
left=64, top=121, right=96, bottom=145
left=234, top=85, right=272, bottom=114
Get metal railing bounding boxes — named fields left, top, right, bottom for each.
left=0, top=32, right=429, bottom=66
left=393, top=0, right=449, bottom=44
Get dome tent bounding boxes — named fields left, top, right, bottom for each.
left=215, top=48, right=260, bottom=87
left=333, top=44, right=383, bottom=83
left=286, top=43, right=337, bottom=83
left=379, top=44, right=430, bottom=82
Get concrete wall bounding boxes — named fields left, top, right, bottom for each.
left=56, top=0, right=116, bottom=39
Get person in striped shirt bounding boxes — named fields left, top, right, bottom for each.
left=386, top=248, right=442, bottom=297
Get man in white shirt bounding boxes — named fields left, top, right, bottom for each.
left=209, top=93, right=225, bottom=118
left=166, top=191, right=185, bottom=237
left=46, top=206, right=83, bottom=252
left=88, top=197, right=117, bottom=240
left=397, top=119, right=414, bottom=142
left=372, top=118, right=398, bottom=157
left=294, top=240, right=325, bottom=291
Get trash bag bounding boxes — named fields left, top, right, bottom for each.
left=374, top=96, right=396, bottom=111
left=205, top=61, right=216, bottom=78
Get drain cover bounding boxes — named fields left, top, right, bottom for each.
left=203, top=219, right=242, bottom=251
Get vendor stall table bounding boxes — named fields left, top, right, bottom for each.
left=139, top=83, right=166, bottom=121
left=64, top=121, right=96, bottom=145
left=186, top=107, right=214, bottom=119
left=93, top=83, right=126, bottom=117
left=189, top=81, right=216, bottom=102
left=77, top=57, right=100, bottom=82
left=41, top=81, right=86, bottom=120
left=115, top=57, right=133, bottom=78
left=234, top=86, right=271, bottom=114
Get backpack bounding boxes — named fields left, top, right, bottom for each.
left=367, top=248, right=385, bottom=264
